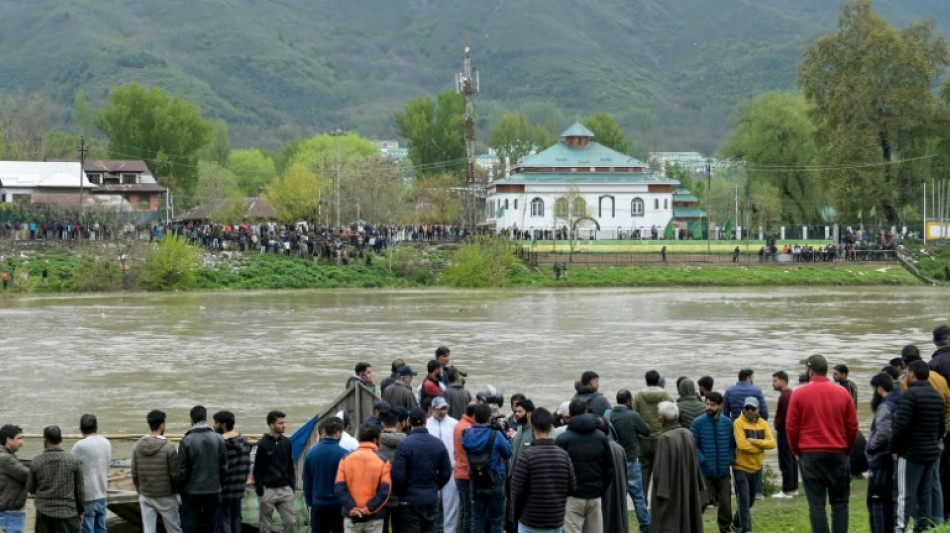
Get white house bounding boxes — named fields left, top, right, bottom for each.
left=0, top=161, right=94, bottom=204
left=483, top=123, right=685, bottom=238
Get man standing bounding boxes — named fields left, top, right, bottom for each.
left=771, top=371, right=798, bottom=498
left=731, top=397, right=775, bottom=533
left=723, top=369, right=769, bottom=421
left=304, top=417, right=348, bottom=533
left=786, top=354, right=858, bottom=533
left=866, top=374, right=897, bottom=533
left=690, top=392, right=734, bottom=533
left=28, top=426, right=84, bottom=533
left=378, top=412, right=407, bottom=533
left=649, top=402, right=704, bottom=533
left=421, top=360, right=444, bottom=405
left=380, top=359, right=405, bottom=395
left=392, top=407, right=453, bottom=533
left=634, top=370, right=673, bottom=492
left=676, top=377, right=705, bottom=429
left=571, top=371, right=612, bottom=417
left=382, top=365, right=419, bottom=411
left=611, top=389, right=652, bottom=533
left=697, top=376, right=714, bottom=401
left=511, top=407, right=575, bottom=533
left=509, top=399, right=535, bottom=470
left=462, top=403, right=512, bottom=533
left=71, top=414, right=111, bottom=533
left=345, top=362, right=377, bottom=394
left=426, top=397, right=459, bottom=533
left=0, top=424, right=28, bottom=533
left=178, top=405, right=227, bottom=533
left=453, top=403, right=476, bottom=533
left=334, top=425, right=392, bottom=533
left=132, top=410, right=182, bottom=533
left=832, top=364, right=859, bottom=406
left=255, top=410, right=296, bottom=533
left=213, top=411, right=251, bottom=533
left=555, top=399, right=613, bottom=533
left=892, top=360, right=946, bottom=532
left=435, top=346, right=454, bottom=388
left=442, top=368, right=471, bottom=422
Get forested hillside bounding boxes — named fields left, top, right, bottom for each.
left=1, top=0, right=948, bottom=152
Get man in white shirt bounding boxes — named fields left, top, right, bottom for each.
left=71, top=414, right=112, bottom=533
left=427, top=397, right=459, bottom=533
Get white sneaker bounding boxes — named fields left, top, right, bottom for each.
left=772, top=491, right=794, bottom=498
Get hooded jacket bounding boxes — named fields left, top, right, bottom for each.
left=572, top=385, right=612, bottom=417
left=554, top=413, right=613, bottom=499
left=220, top=432, right=251, bottom=502
left=732, top=413, right=776, bottom=473
left=132, top=436, right=179, bottom=497
left=633, top=387, right=674, bottom=439
left=676, top=378, right=705, bottom=429
left=0, top=445, right=29, bottom=510
left=462, top=424, right=512, bottom=479
left=866, top=393, right=899, bottom=469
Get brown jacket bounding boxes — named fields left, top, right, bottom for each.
left=132, top=436, right=179, bottom=497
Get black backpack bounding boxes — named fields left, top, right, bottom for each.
left=467, top=429, right=498, bottom=495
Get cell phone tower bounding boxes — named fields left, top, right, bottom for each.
left=455, top=31, right=479, bottom=184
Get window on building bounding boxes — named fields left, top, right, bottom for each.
left=504, top=199, right=509, bottom=209
left=531, top=197, right=544, bottom=217
left=599, top=195, right=615, bottom=218
left=514, top=199, right=518, bottom=210
left=87, top=173, right=102, bottom=184
left=631, top=198, right=644, bottom=217
left=571, top=198, right=587, bottom=218
left=122, top=173, right=137, bottom=185
left=654, top=199, right=659, bottom=209
left=555, top=198, right=569, bottom=219
left=664, top=199, right=668, bottom=209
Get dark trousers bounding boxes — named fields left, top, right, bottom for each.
left=456, top=479, right=472, bottom=533
left=867, top=463, right=894, bottom=533
left=895, top=456, right=936, bottom=532
left=311, top=504, right=343, bottom=533
left=182, top=492, right=221, bottom=533
left=219, top=499, right=243, bottom=533
left=732, top=469, right=759, bottom=533
left=799, top=452, right=850, bottom=533
left=703, top=475, right=732, bottom=533
left=35, top=513, right=80, bottom=533
left=471, top=479, right=506, bottom=533
left=401, top=503, right=439, bottom=533
left=639, top=438, right=658, bottom=499
left=942, top=434, right=950, bottom=521
left=777, top=433, right=799, bottom=492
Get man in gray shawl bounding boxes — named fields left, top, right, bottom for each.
left=649, top=401, right=705, bottom=533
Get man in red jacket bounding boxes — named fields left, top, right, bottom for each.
left=786, top=354, right=858, bottom=533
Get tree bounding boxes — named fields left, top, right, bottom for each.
left=719, top=92, right=819, bottom=224
left=393, top=91, right=466, bottom=178
left=195, top=161, right=240, bottom=209
left=489, top=112, right=546, bottom=170
left=1, top=93, right=51, bottom=160
left=411, top=173, right=461, bottom=224
left=553, top=185, right=596, bottom=258
left=342, top=156, right=409, bottom=223
left=799, top=0, right=949, bottom=221
left=265, top=164, right=329, bottom=222
left=195, top=119, right=231, bottom=166
left=72, top=89, right=96, bottom=137
left=96, top=84, right=214, bottom=198
left=227, top=149, right=277, bottom=196
left=583, top=113, right=632, bottom=155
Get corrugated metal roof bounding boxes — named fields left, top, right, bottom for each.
left=0, top=161, right=93, bottom=188
left=494, top=172, right=677, bottom=185
left=178, top=197, right=278, bottom=221
left=516, top=141, right=649, bottom=169
left=560, top=122, right=595, bottom=138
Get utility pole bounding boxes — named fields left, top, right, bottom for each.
left=331, top=129, right=344, bottom=229
left=456, top=31, right=479, bottom=232
left=78, top=137, right=88, bottom=219
left=706, top=158, right=712, bottom=254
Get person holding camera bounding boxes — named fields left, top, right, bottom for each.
left=462, top=404, right=512, bottom=533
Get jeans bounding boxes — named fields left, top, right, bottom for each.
left=139, top=494, right=182, bottom=533
left=219, top=499, right=243, bottom=533
left=311, top=503, right=344, bottom=533
left=0, top=510, right=26, bottom=533
left=867, top=464, right=894, bottom=533
left=518, top=525, right=564, bottom=533
left=895, top=456, right=936, bottom=532
left=456, top=479, right=472, bottom=533
left=777, top=433, right=799, bottom=492
left=799, top=452, right=850, bottom=533
left=402, top=503, right=440, bottom=533
left=81, top=498, right=107, bottom=533
left=181, top=492, right=221, bottom=533
left=624, top=460, right=650, bottom=532
left=704, top=475, right=732, bottom=533
left=260, top=486, right=296, bottom=533
left=732, top=469, right=759, bottom=533
left=471, top=478, right=506, bottom=533
left=932, top=464, right=945, bottom=526
left=638, top=438, right=657, bottom=499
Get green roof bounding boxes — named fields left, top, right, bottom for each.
left=494, top=172, right=677, bottom=184
left=518, top=141, right=649, bottom=169
left=674, top=207, right=707, bottom=219
left=560, top=122, right=595, bottom=138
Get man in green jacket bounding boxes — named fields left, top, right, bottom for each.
left=0, top=424, right=29, bottom=533
left=633, top=370, right=673, bottom=494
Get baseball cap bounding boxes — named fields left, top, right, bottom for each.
left=432, top=397, right=449, bottom=410
left=800, top=354, right=828, bottom=373
left=395, top=406, right=410, bottom=422
left=555, top=401, right=571, bottom=417
left=743, top=397, right=759, bottom=408
left=373, top=400, right=391, bottom=413
left=409, top=407, right=427, bottom=425
left=397, top=365, right=418, bottom=376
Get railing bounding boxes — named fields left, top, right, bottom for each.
left=517, top=249, right=898, bottom=268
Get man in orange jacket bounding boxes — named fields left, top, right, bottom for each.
left=454, top=402, right=476, bottom=533
left=334, top=425, right=391, bottom=533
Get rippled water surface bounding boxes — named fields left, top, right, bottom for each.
left=3, top=287, right=948, bottom=440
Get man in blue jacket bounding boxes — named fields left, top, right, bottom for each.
left=303, top=417, right=348, bottom=533
left=724, top=369, right=769, bottom=420
left=462, top=403, right=513, bottom=533
left=392, top=407, right=453, bottom=533
left=690, top=391, right=736, bottom=533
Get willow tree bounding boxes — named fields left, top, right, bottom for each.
left=798, top=0, right=949, bottom=221
left=489, top=112, right=546, bottom=170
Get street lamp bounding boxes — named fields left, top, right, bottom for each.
left=331, top=129, right=345, bottom=229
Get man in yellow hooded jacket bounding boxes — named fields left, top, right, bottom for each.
left=732, top=397, right=776, bottom=533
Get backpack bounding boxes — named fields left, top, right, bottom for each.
left=467, top=429, right=498, bottom=496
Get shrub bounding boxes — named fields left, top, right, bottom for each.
left=441, top=236, right=520, bottom=288
left=139, top=234, right=202, bottom=291
left=72, top=255, right=123, bottom=292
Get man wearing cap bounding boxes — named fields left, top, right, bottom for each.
left=427, top=397, right=459, bottom=533
left=364, top=401, right=391, bottom=430
left=383, top=365, right=419, bottom=411
left=786, top=354, right=858, bottom=533
left=732, top=397, right=775, bottom=533
left=392, top=407, right=453, bottom=533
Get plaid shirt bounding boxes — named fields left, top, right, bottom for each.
left=27, top=447, right=84, bottom=518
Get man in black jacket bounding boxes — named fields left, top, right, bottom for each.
left=254, top=410, right=296, bottom=533
left=555, top=399, right=613, bottom=533
left=511, top=408, right=575, bottom=531
left=610, top=389, right=652, bottom=533
left=892, top=360, right=946, bottom=532
left=179, top=405, right=227, bottom=533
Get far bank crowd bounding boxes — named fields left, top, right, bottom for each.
left=3, top=332, right=950, bottom=533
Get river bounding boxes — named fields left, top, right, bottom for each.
left=2, top=286, right=946, bottom=447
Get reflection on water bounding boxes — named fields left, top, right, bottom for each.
left=2, top=287, right=947, bottom=439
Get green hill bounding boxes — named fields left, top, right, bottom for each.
left=1, top=0, right=948, bottom=153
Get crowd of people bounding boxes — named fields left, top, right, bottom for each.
left=5, top=331, right=950, bottom=533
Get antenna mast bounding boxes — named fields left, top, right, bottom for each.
left=456, top=30, right=479, bottom=184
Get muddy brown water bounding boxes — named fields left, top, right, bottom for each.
left=2, top=286, right=947, bottom=459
